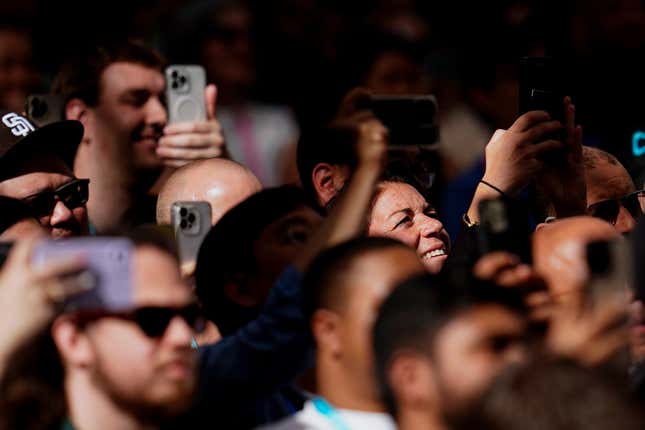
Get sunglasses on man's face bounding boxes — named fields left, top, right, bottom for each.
left=21, top=178, right=89, bottom=217
left=76, top=304, right=207, bottom=338
left=586, top=190, right=645, bottom=225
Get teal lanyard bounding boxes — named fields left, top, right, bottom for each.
left=312, top=397, right=351, bottom=430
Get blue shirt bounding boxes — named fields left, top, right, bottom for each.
left=194, top=266, right=312, bottom=428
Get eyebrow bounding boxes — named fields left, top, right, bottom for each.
left=119, top=89, right=152, bottom=101
left=387, top=208, right=414, bottom=221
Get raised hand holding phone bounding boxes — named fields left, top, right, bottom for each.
left=158, top=64, right=226, bottom=167
left=0, top=234, right=88, bottom=372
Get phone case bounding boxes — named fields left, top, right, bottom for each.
left=518, top=57, right=565, bottom=123
left=171, top=201, right=212, bottom=265
left=587, top=239, right=632, bottom=305
left=25, top=94, right=65, bottom=127
left=478, top=198, right=532, bottom=263
left=165, top=65, right=207, bottom=124
left=32, top=238, right=134, bottom=311
left=368, top=95, right=439, bottom=147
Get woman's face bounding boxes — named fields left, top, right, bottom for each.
left=368, top=181, right=451, bottom=274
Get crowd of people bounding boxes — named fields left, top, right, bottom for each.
left=1, top=1, right=645, bottom=429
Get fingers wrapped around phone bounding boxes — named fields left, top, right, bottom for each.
left=158, top=121, right=226, bottom=166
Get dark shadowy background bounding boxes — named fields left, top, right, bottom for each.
left=3, top=0, right=645, bottom=184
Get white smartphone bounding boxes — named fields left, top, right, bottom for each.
left=171, top=201, right=212, bottom=266
left=165, top=65, right=207, bottom=124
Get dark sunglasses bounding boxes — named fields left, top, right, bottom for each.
left=21, top=178, right=89, bottom=217
left=587, top=190, right=645, bottom=225
left=76, top=304, right=207, bottom=338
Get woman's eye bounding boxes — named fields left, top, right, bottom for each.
left=395, top=216, right=412, bottom=229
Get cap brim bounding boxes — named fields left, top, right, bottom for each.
left=5, top=120, right=83, bottom=171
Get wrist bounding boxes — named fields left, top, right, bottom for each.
left=355, top=158, right=384, bottom=175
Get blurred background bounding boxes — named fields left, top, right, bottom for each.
left=3, top=0, right=645, bottom=189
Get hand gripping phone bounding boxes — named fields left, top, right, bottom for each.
left=165, top=65, right=207, bottom=124
left=365, top=95, right=440, bottom=148
left=518, top=57, right=566, bottom=125
left=478, top=198, right=532, bottom=263
left=31, top=238, right=134, bottom=312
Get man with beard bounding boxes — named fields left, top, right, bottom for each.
left=51, top=233, right=205, bottom=429
left=373, top=274, right=528, bottom=430
left=0, top=111, right=89, bottom=237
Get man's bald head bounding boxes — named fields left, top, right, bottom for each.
left=533, top=216, right=619, bottom=301
left=583, top=146, right=637, bottom=233
left=156, top=159, right=262, bottom=225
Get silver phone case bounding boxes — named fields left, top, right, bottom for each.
left=165, top=65, right=207, bottom=124
left=171, top=201, right=212, bottom=265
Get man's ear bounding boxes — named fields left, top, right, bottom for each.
left=223, top=274, right=263, bottom=307
left=65, top=98, right=92, bottom=144
left=388, top=350, right=440, bottom=413
left=311, top=308, right=343, bottom=358
left=51, top=315, right=94, bottom=368
left=312, top=163, right=348, bottom=207
left=65, top=98, right=88, bottom=122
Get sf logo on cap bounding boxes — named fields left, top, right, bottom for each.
left=2, top=113, right=35, bottom=138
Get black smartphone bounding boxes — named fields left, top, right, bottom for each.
left=478, top=198, right=532, bottom=263
left=586, top=239, right=631, bottom=307
left=518, top=57, right=566, bottom=125
left=25, top=94, right=65, bottom=127
left=365, top=95, right=439, bottom=148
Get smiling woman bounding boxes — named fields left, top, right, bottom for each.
left=367, top=178, right=451, bottom=274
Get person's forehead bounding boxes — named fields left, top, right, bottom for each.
left=0, top=30, right=31, bottom=57
left=375, top=182, right=426, bottom=212
left=100, top=62, right=165, bottom=96
left=534, top=219, right=618, bottom=254
left=131, top=246, right=192, bottom=306
left=438, top=305, right=524, bottom=347
left=0, top=169, right=75, bottom=199
left=347, top=247, right=425, bottom=302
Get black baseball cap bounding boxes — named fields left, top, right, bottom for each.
left=0, top=110, right=83, bottom=171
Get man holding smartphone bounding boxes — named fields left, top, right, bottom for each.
left=52, top=40, right=226, bottom=234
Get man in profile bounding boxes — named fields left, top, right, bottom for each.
left=263, top=237, right=427, bottom=429
left=373, top=274, right=528, bottom=430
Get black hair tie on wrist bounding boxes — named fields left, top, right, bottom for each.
left=479, top=180, right=508, bottom=198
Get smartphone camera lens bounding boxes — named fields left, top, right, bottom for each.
left=187, top=213, right=196, bottom=223
left=171, top=70, right=178, bottom=78
left=180, top=208, right=188, bottom=217
left=172, top=82, right=179, bottom=89
left=179, top=76, right=187, bottom=84
left=180, top=220, right=188, bottom=229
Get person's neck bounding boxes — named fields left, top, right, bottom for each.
left=315, top=356, right=386, bottom=413
left=397, top=408, right=447, bottom=430
left=74, top=142, right=155, bottom=233
left=66, top=372, right=158, bottom=430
